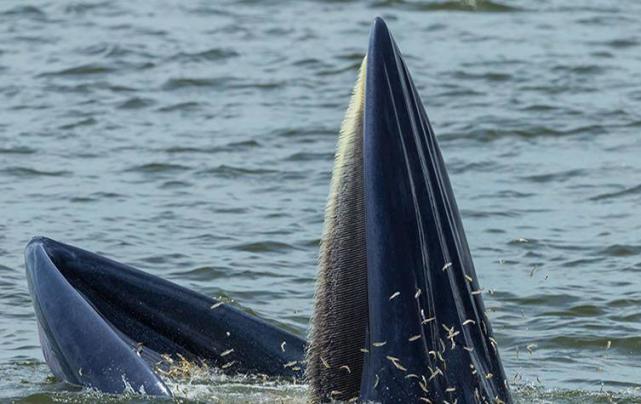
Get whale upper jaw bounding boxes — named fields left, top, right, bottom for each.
left=307, top=17, right=512, bottom=403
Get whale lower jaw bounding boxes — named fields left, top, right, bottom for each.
left=306, top=18, right=512, bottom=403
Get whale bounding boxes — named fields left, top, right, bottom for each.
left=25, top=18, right=511, bottom=403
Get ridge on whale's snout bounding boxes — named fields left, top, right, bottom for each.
left=306, top=17, right=512, bottom=403
left=25, top=236, right=305, bottom=395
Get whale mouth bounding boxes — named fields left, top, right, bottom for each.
left=306, top=18, right=512, bottom=403
left=23, top=16, right=510, bottom=403
left=25, top=237, right=305, bottom=396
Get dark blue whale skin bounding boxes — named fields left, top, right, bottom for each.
left=357, top=18, right=512, bottom=403
left=25, top=237, right=305, bottom=396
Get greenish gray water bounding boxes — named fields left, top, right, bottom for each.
left=1, top=0, right=641, bottom=402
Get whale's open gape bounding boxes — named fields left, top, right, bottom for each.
left=25, top=18, right=511, bottom=403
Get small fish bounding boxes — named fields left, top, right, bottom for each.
left=222, top=361, right=236, bottom=369
left=386, top=356, right=407, bottom=371
left=280, top=341, right=286, bottom=352
left=220, top=349, right=234, bottom=357
left=210, top=302, right=224, bottom=309
left=428, top=367, right=443, bottom=381
left=340, top=365, right=352, bottom=374
left=408, top=334, right=422, bottom=342
left=422, top=317, right=436, bottom=325
left=389, top=291, right=400, bottom=300
left=372, top=341, right=387, bottom=347
left=442, top=262, right=453, bottom=271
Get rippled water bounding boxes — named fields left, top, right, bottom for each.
left=2, top=0, right=641, bottom=402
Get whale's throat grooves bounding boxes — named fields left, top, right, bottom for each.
left=306, top=57, right=368, bottom=403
